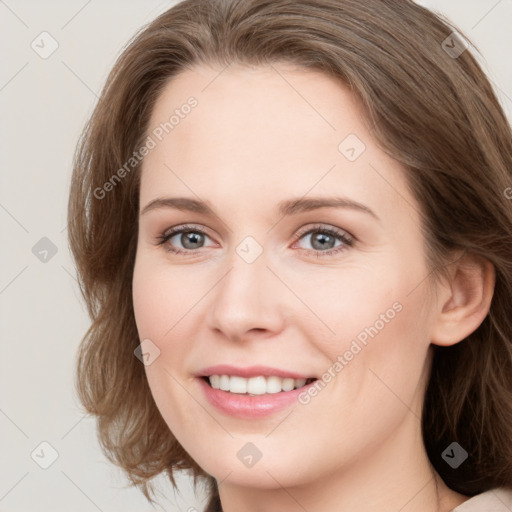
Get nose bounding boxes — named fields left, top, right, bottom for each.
left=206, top=247, right=286, bottom=342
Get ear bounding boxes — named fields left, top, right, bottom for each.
left=430, top=250, right=496, bottom=347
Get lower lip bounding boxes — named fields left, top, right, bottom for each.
left=197, top=377, right=315, bottom=419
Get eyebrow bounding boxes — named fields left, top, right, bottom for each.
left=140, top=196, right=379, bottom=221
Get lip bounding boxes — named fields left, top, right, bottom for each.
left=197, top=364, right=314, bottom=380
left=197, top=376, right=317, bottom=419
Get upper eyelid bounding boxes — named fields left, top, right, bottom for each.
left=294, top=224, right=353, bottom=240
left=162, top=224, right=212, bottom=237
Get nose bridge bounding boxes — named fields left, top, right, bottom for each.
left=207, top=240, right=284, bottom=339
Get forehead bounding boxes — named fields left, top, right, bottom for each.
left=139, top=63, right=416, bottom=226
left=145, top=63, right=362, bottom=163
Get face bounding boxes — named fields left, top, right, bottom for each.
left=132, top=63, right=438, bottom=489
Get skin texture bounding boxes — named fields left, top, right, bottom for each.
left=132, top=63, right=494, bottom=512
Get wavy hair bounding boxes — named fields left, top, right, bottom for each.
left=67, top=1, right=512, bottom=510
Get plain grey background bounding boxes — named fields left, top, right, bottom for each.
left=1, top=1, right=511, bottom=511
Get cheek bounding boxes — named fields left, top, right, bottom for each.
left=132, top=257, right=211, bottom=390
left=132, top=257, right=197, bottom=340
left=298, top=253, right=432, bottom=401
left=286, top=259, right=411, bottom=351
left=132, top=260, right=201, bottom=431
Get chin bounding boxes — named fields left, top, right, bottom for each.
left=193, top=443, right=318, bottom=490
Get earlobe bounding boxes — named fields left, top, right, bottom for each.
left=430, top=252, right=496, bottom=347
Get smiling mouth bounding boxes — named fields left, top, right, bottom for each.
left=201, top=375, right=317, bottom=395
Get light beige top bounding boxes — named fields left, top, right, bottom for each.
left=206, top=487, right=512, bottom=511
left=452, top=487, right=512, bottom=511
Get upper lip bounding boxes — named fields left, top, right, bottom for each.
left=197, top=364, right=316, bottom=380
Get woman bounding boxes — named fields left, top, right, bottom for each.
left=68, top=1, right=512, bottom=510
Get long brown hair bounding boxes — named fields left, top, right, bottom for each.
left=67, top=0, right=512, bottom=509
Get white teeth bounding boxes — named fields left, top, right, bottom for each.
left=207, top=375, right=310, bottom=394
left=209, top=375, right=221, bottom=389
left=266, top=376, right=283, bottom=394
left=247, top=376, right=266, bottom=395
left=229, top=376, right=247, bottom=394
left=282, top=378, right=295, bottom=392
left=219, top=375, right=230, bottom=391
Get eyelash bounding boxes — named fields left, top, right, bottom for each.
left=155, top=223, right=354, bottom=258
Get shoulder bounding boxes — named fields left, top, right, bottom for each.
left=452, top=487, right=512, bottom=511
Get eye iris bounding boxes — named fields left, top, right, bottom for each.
left=181, top=231, right=204, bottom=249
left=170, top=229, right=343, bottom=252
left=311, top=232, right=335, bottom=250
